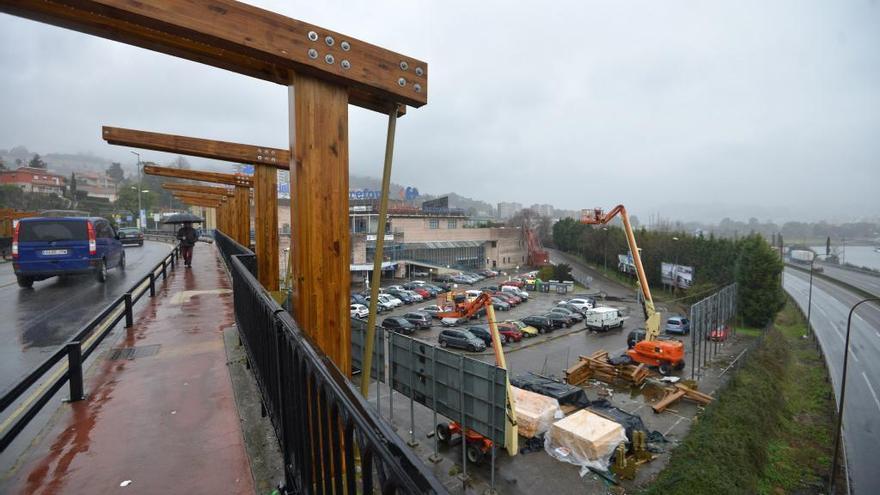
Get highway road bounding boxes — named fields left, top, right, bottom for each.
left=784, top=268, right=880, bottom=494
left=816, top=262, right=880, bottom=297
left=0, top=241, right=173, bottom=392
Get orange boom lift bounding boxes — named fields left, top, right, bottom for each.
left=580, top=206, right=685, bottom=374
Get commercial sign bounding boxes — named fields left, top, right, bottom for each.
left=349, top=186, right=419, bottom=201
left=661, top=262, right=694, bottom=289
left=239, top=165, right=290, bottom=199
left=366, top=234, right=394, bottom=241
left=618, top=253, right=636, bottom=275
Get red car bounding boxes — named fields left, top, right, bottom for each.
left=708, top=325, right=730, bottom=342
left=493, top=292, right=521, bottom=306
left=502, top=280, right=524, bottom=289
left=495, top=322, right=523, bottom=344
left=412, top=287, right=431, bottom=299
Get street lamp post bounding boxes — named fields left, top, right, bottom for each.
left=672, top=236, right=680, bottom=292
left=130, top=151, right=142, bottom=230
left=829, top=297, right=880, bottom=494
left=602, top=227, right=608, bottom=272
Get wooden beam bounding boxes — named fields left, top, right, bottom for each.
left=144, top=164, right=252, bottom=187
left=176, top=198, right=221, bottom=208
left=234, top=186, right=250, bottom=248
left=1, top=0, right=427, bottom=110
left=254, top=165, right=279, bottom=291
left=290, top=74, right=350, bottom=375
left=105, top=126, right=290, bottom=169
left=172, top=191, right=228, bottom=202
left=163, top=182, right=233, bottom=197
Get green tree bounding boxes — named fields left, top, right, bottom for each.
left=106, top=162, right=125, bottom=182
left=28, top=153, right=47, bottom=169
left=553, top=263, right=573, bottom=281
left=735, top=234, right=784, bottom=326
left=69, top=172, right=78, bottom=198
left=0, top=157, right=6, bottom=171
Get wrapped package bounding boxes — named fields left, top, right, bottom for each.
left=512, top=386, right=563, bottom=438
left=544, top=409, right=627, bottom=474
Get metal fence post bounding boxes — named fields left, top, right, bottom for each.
left=124, top=292, right=134, bottom=328
left=408, top=338, right=418, bottom=447
left=149, top=272, right=156, bottom=297
left=65, top=342, right=85, bottom=402
left=170, top=251, right=176, bottom=270
left=161, top=259, right=167, bottom=279
left=389, top=332, right=394, bottom=425
left=460, top=354, right=467, bottom=482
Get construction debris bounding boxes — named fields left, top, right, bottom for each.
left=565, top=351, right=650, bottom=387
left=651, top=383, right=714, bottom=413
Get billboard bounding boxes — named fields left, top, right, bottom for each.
left=618, top=253, right=636, bottom=275
left=662, top=262, right=694, bottom=289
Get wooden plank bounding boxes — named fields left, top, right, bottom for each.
left=290, top=74, right=350, bottom=375
left=105, top=126, right=290, bottom=169
left=254, top=165, right=279, bottom=291
left=144, top=164, right=252, bottom=187
left=176, top=198, right=221, bottom=208
left=233, top=186, right=250, bottom=247
left=163, top=182, right=233, bottom=196
left=1, top=0, right=427, bottom=109
left=652, top=389, right=686, bottom=414
left=172, top=191, right=228, bottom=201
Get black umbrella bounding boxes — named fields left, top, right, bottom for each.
left=162, top=213, right=204, bottom=224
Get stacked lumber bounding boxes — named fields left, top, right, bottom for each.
left=564, top=351, right=650, bottom=387
left=511, top=386, right=562, bottom=438
left=651, top=383, right=713, bottom=413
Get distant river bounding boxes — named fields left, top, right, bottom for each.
left=810, top=245, right=880, bottom=271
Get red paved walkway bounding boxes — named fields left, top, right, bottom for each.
left=4, top=243, right=254, bottom=494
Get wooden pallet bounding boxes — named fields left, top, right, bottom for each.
left=651, top=383, right=713, bottom=413
left=564, top=351, right=650, bottom=387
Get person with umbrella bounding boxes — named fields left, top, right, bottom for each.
left=163, top=213, right=203, bottom=268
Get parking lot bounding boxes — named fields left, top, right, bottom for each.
left=359, top=268, right=754, bottom=494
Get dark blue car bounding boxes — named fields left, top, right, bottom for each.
left=13, top=216, right=125, bottom=288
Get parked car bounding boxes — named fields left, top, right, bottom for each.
left=549, top=307, right=584, bottom=322
left=117, top=226, right=144, bottom=246
left=494, top=292, right=521, bottom=305
left=521, top=315, right=554, bottom=334
left=351, top=293, right=368, bottom=306
left=13, top=216, right=125, bottom=287
left=402, top=311, right=432, bottom=329
left=381, top=317, right=416, bottom=335
left=419, top=305, right=446, bottom=319
left=478, top=269, right=498, bottom=277
left=501, top=285, right=529, bottom=300
left=503, top=320, right=539, bottom=338
left=438, top=328, right=486, bottom=352
left=365, top=295, right=393, bottom=312
left=665, top=316, right=691, bottom=335
left=557, top=302, right=587, bottom=316
left=410, top=287, right=431, bottom=299
left=464, top=325, right=494, bottom=347
left=403, top=280, right=426, bottom=289
left=495, top=324, right=523, bottom=344
left=350, top=304, right=369, bottom=319
left=490, top=297, right=511, bottom=311
left=584, top=307, right=624, bottom=331
left=403, top=289, right=423, bottom=302
left=425, top=283, right=448, bottom=294
left=627, top=329, right=646, bottom=348
left=386, top=290, right=414, bottom=304
left=501, top=279, right=524, bottom=289
left=433, top=274, right=455, bottom=283
left=709, top=325, right=730, bottom=342
left=544, top=312, right=573, bottom=328
left=564, top=298, right=595, bottom=312
left=451, top=274, right=473, bottom=285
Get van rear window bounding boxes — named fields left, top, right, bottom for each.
left=19, top=221, right=88, bottom=242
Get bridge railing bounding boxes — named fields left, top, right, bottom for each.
left=0, top=243, right=180, bottom=451
left=215, top=230, right=445, bottom=494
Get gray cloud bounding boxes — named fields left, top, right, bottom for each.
left=1, top=0, right=878, bottom=222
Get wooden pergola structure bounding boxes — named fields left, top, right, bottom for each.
left=0, top=0, right=428, bottom=374
left=106, top=126, right=284, bottom=292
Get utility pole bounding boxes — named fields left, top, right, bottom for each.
left=131, top=151, right=142, bottom=230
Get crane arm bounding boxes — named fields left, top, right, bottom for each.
left=580, top=205, right=662, bottom=341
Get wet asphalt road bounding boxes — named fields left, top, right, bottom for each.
left=0, top=241, right=172, bottom=392
left=784, top=268, right=880, bottom=494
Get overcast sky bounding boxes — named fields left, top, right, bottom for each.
left=1, top=1, right=878, bottom=222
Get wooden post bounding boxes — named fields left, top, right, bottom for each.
left=234, top=186, right=250, bottom=247
left=290, top=74, right=350, bottom=375
left=254, top=165, right=279, bottom=291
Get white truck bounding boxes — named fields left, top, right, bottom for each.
left=584, top=307, right=624, bottom=331
left=790, top=249, right=815, bottom=263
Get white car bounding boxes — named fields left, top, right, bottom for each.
left=386, top=285, right=406, bottom=291
left=565, top=298, right=595, bottom=311
left=404, top=290, right=423, bottom=302
left=350, top=304, right=369, bottom=319
left=379, top=294, right=403, bottom=308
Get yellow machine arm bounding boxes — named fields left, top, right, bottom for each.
left=580, top=205, right=662, bottom=341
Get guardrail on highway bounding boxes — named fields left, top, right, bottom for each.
left=0, top=243, right=181, bottom=451
left=214, top=229, right=446, bottom=494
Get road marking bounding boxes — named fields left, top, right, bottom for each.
left=862, top=372, right=880, bottom=413
left=848, top=349, right=860, bottom=363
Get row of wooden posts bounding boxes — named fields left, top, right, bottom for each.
left=4, top=0, right=429, bottom=383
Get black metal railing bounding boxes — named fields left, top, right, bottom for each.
left=217, top=234, right=445, bottom=494
left=0, top=242, right=181, bottom=451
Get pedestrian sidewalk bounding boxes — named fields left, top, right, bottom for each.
left=2, top=242, right=254, bottom=494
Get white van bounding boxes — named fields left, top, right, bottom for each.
left=501, top=285, right=529, bottom=300
left=584, top=307, right=624, bottom=331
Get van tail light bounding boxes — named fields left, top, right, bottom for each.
left=11, top=221, right=20, bottom=259
left=87, top=221, right=97, bottom=255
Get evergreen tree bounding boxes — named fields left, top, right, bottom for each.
left=28, top=154, right=47, bottom=169
left=106, top=162, right=125, bottom=182
left=825, top=236, right=831, bottom=256
left=735, top=234, right=785, bottom=326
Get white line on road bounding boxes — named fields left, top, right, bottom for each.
left=849, top=349, right=860, bottom=363
left=862, top=372, right=880, bottom=413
